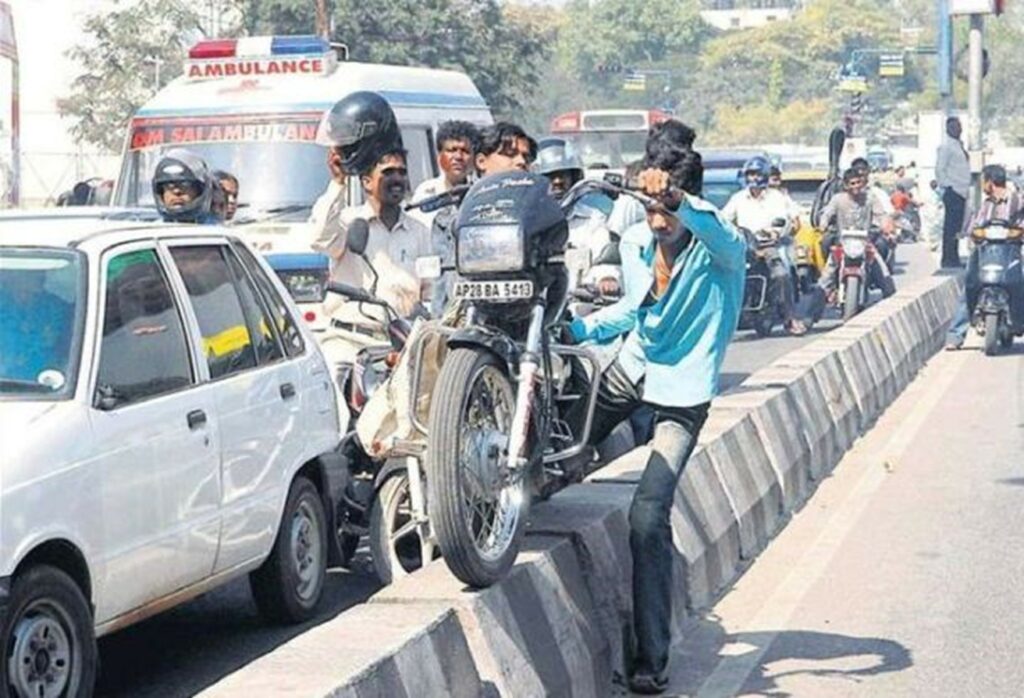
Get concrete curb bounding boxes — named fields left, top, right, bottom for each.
left=207, top=274, right=960, bottom=697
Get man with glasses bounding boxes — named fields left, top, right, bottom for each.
left=568, top=123, right=746, bottom=695
left=319, top=148, right=432, bottom=320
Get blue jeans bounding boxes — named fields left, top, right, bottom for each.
left=947, top=293, right=970, bottom=345
left=580, top=361, right=710, bottom=677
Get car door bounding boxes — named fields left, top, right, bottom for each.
left=88, top=243, right=221, bottom=623
left=165, top=241, right=303, bottom=572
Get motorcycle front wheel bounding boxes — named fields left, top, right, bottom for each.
left=427, top=348, right=528, bottom=588
left=843, top=276, right=862, bottom=320
left=369, top=472, right=438, bottom=585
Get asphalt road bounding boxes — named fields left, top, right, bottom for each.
left=668, top=310, right=1024, bottom=696
left=95, top=242, right=938, bottom=697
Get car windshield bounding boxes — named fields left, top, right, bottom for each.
left=786, top=179, right=825, bottom=211
left=0, top=248, right=86, bottom=399
left=562, top=131, right=647, bottom=170
left=115, top=140, right=330, bottom=222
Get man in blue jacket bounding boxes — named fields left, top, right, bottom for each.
left=569, top=127, right=746, bottom=694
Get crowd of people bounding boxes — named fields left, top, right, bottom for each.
left=136, top=94, right=1023, bottom=693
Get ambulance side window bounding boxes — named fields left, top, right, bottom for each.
left=400, top=126, right=435, bottom=191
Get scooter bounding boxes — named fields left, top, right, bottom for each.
left=968, top=220, right=1024, bottom=356
left=739, top=218, right=795, bottom=337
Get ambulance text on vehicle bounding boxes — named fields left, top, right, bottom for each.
left=113, top=36, right=492, bottom=250
left=549, top=108, right=671, bottom=177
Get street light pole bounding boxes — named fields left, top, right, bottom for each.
left=315, top=0, right=330, bottom=39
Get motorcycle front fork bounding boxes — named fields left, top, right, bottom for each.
left=506, top=304, right=546, bottom=472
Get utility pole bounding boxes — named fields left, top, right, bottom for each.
left=315, top=0, right=330, bottom=39
left=966, top=12, right=984, bottom=202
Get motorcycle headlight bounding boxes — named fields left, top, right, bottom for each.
left=457, top=224, right=526, bottom=275
left=844, top=239, right=866, bottom=257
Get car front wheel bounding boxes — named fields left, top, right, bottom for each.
left=250, top=476, right=328, bottom=624
left=1, top=565, right=96, bottom=698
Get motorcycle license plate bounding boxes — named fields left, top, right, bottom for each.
left=453, top=279, right=534, bottom=302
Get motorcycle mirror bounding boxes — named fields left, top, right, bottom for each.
left=593, top=241, right=622, bottom=266
left=602, top=172, right=625, bottom=189
left=415, top=255, right=443, bottom=280
left=772, top=217, right=787, bottom=228
left=347, top=218, right=370, bottom=256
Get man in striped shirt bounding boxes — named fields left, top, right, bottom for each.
left=946, top=164, right=1024, bottom=349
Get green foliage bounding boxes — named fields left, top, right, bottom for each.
left=58, top=0, right=211, bottom=152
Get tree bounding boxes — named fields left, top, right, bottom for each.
left=58, top=0, right=220, bottom=151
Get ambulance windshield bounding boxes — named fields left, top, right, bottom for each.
left=116, top=140, right=329, bottom=222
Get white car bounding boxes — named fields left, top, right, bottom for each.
left=0, top=220, right=348, bottom=697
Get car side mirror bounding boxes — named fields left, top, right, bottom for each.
left=94, top=384, right=122, bottom=411
left=347, top=218, right=370, bottom=257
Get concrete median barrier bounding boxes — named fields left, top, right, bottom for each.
left=207, top=275, right=960, bottom=697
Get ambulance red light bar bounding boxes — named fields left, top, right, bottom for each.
left=185, top=36, right=335, bottom=80
left=189, top=36, right=331, bottom=60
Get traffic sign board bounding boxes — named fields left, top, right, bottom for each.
left=879, top=52, right=905, bottom=78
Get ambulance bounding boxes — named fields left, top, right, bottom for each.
left=111, top=35, right=493, bottom=252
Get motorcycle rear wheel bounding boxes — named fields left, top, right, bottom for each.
left=427, top=348, right=528, bottom=588
left=984, top=314, right=1000, bottom=356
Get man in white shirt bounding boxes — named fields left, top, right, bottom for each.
left=936, top=116, right=971, bottom=268
left=309, top=147, right=349, bottom=248
left=316, top=148, right=432, bottom=323
left=410, top=121, right=478, bottom=228
left=723, top=156, right=805, bottom=334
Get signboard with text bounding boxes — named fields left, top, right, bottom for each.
left=129, top=114, right=321, bottom=150
left=949, top=0, right=998, bottom=14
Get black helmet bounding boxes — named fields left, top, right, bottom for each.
left=535, top=137, right=585, bottom=178
left=315, top=91, right=402, bottom=176
left=152, top=148, right=213, bottom=223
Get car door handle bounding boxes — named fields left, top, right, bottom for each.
left=279, top=383, right=296, bottom=400
left=187, top=409, right=207, bottom=430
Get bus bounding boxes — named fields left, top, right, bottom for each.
left=549, top=109, right=671, bottom=174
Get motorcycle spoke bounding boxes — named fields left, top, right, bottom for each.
left=390, top=519, right=419, bottom=544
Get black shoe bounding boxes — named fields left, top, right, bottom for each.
left=628, top=671, right=669, bottom=695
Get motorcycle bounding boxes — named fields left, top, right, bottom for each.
left=895, top=204, right=921, bottom=243
left=968, top=220, right=1024, bottom=356
left=424, top=173, right=613, bottom=588
left=739, top=217, right=795, bottom=338
left=829, top=227, right=878, bottom=320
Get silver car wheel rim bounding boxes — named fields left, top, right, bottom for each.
left=8, top=601, right=76, bottom=698
left=291, top=500, right=322, bottom=602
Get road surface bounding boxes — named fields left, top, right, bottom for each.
left=668, top=325, right=1024, bottom=696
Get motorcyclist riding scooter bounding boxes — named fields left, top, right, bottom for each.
left=535, top=137, right=619, bottom=296
left=723, top=156, right=805, bottom=335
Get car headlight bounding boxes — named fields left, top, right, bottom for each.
left=457, top=224, right=525, bottom=275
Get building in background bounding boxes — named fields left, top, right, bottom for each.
left=700, top=0, right=801, bottom=31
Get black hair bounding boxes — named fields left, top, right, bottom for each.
left=843, top=167, right=863, bottom=183
left=642, top=121, right=703, bottom=196
left=983, top=163, right=1007, bottom=187
left=850, top=157, right=870, bottom=174
left=211, top=169, right=238, bottom=187
left=477, top=121, right=537, bottom=161
left=769, top=165, right=782, bottom=177
left=435, top=120, right=480, bottom=153
left=647, top=119, right=696, bottom=152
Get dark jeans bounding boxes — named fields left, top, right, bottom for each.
left=942, top=188, right=966, bottom=268
left=583, top=361, right=710, bottom=677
